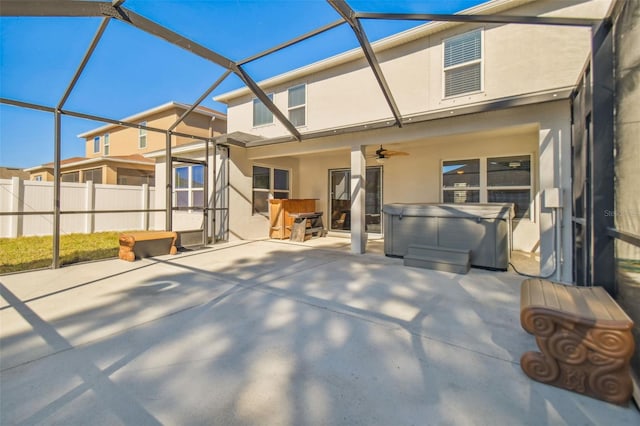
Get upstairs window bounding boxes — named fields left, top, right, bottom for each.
left=288, top=84, right=306, bottom=127
left=443, top=29, right=482, bottom=97
left=253, top=93, right=274, bottom=127
left=104, top=133, right=110, bottom=156
left=93, top=136, right=100, bottom=153
left=139, top=122, right=147, bottom=149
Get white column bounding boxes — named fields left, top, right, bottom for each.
left=350, top=144, right=367, bottom=254
left=538, top=124, right=572, bottom=283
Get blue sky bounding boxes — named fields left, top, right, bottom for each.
left=0, top=0, right=485, bottom=169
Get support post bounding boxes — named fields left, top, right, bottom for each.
left=350, top=144, right=367, bottom=254
left=9, top=177, right=23, bottom=238
left=85, top=180, right=94, bottom=233
left=53, top=110, right=61, bottom=269
left=203, top=138, right=209, bottom=246
left=141, top=183, right=149, bottom=230
left=590, top=20, right=615, bottom=293
left=165, top=131, right=173, bottom=231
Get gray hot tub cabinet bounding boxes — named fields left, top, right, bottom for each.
left=383, top=203, right=514, bottom=270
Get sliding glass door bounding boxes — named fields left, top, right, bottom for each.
left=329, top=167, right=382, bottom=233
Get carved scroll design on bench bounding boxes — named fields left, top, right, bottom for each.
left=520, top=309, right=634, bottom=405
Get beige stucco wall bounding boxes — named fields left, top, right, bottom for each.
left=240, top=100, right=572, bottom=280
left=84, top=111, right=178, bottom=158
left=227, top=146, right=300, bottom=240
left=30, top=171, right=53, bottom=182
left=224, top=0, right=608, bottom=140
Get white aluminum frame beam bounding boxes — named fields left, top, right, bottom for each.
left=327, top=0, right=403, bottom=127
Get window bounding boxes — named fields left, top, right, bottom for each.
left=34, top=175, right=42, bottom=182
left=442, top=155, right=532, bottom=219
left=93, top=136, right=100, bottom=153
left=117, top=168, right=155, bottom=186
left=487, top=155, right=531, bottom=219
left=82, top=167, right=103, bottom=184
left=443, top=29, right=482, bottom=97
left=252, top=165, right=290, bottom=215
left=61, top=171, right=79, bottom=182
left=288, top=84, right=306, bottom=127
left=253, top=94, right=274, bottom=127
left=139, top=122, right=147, bottom=149
left=442, top=159, right=480, bottom=203
left=174, top=165, right=204, bottom=209
left=104, top=134, right=110, bottom=156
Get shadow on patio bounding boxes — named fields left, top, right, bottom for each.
left=1, top=239, right=638, bottom=425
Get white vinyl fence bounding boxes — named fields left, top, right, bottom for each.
left=0, top=178, right=162, bottom=238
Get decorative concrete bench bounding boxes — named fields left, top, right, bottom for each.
left=520, top=278, right=635, bottom=405
left=118, top=231, right=178, bottom=262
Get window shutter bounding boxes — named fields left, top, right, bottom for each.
left=444, top=30, right=481, bottom=67
left=444, top=30, right=482, bottom=97
left=445, top=63, right=481, bottom=97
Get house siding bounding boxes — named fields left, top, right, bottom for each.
left=224, top=1, right=606, bottom=139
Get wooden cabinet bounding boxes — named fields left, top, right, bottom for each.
left=269, top=199, right=317, bottom=239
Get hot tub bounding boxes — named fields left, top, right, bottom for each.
left=382, top=203, right=514, bottom=270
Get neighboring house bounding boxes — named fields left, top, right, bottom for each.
left=25, top=155, right=156, bottom=185
left=149, top=0, right=613, bottom=282
left=26, top=101, right=226, bottom=185
left=0, top=167, right=29, bottom=180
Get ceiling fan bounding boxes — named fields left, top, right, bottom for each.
left=370, top=145, right=409, bottom=163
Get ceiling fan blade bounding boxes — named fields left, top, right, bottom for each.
left=384, top=150, right=409, bottom=156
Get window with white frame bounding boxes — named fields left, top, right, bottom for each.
left=442, top=155, right=532, bottom=219
left=442, top=159, right=480, bottom=203
left=288, top=84, right=306, bottom=127
left=443, top=29, right=482, bottom=97
left=174, top=165, right=204, bottom=209
left=139, top=122, right=147, bottom=149
left=253, top=94, right=274, bottom=127
left=104, top=133, right=110, bottom=156
left=34, top=175, right=42, bottom=181
left=93, top=136, right=100, bottom=153
left=252, top=165, right=290, bottom=215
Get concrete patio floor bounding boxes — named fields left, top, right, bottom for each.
left=1, top=238, right=639, bottom=425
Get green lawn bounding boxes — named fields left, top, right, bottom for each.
left=0, top=232, right=121, bottom=274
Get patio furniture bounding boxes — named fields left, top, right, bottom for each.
left=118, top=231, right=178, bottom=261
left=269, top=199, right=317, bottom=239
left=289, top=212, right=325, bottom=242
left=520, top=278, right=635, bottom=405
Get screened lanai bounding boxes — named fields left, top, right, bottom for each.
left=1, top=0, right=639, bottom=381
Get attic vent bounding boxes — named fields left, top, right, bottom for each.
left=444, top=29, right=482, bottom=97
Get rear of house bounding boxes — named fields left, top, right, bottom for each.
left=151, top=0, right=613, bottom=283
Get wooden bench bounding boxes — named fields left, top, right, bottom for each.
left=119, top=231, right=178, bottom=262
left=288, top=212, right=325, bottom=243
left=520, top=278, right=635, bottom=405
